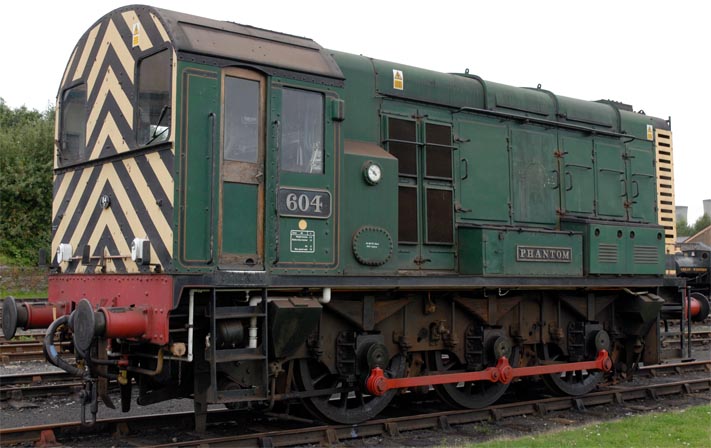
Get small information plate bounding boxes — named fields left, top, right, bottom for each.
left=290, top=230, right=315, bottom=253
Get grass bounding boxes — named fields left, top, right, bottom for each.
left=0, top=289, right=48, bottom=299
left=472, top=404, right=711, bottom=448
left=0, top=260, right=48, bottom=298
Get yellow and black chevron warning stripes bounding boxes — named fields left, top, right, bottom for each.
left=54, top=7, right=173, bottom=274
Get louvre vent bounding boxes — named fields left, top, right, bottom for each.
left=655, top=130, right=676, bottom=254
left=598, top=243, right=618, bottom=263
left=634, top=245, right=659, bottom=264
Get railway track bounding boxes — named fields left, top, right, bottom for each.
left=1, top=362, right=709, bottom=447
left=661, top=326, right=711, bottom=344
left=1, top=359, right=707, bottom=402
left=659, top=325, right=711, bottom=359
left=0, top=330, right=47, bottom=344
left=0, top=378, right=711, bottom=447
left=0, top=371, right=81, bottom=400
left=0, top=340, right=71, bottom=364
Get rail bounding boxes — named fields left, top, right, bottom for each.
left=1, top=369, right=709, bottom=447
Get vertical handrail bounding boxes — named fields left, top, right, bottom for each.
left=208, top=112, right=217, bottom=264
left=272, top=119, right=281, bottom=264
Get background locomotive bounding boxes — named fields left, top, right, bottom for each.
left=2, top=4, right=709, bottom=429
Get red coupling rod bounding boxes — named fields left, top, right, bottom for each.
left=366, top=349, right=612, bottom=396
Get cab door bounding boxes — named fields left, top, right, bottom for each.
left=219, top=68, right=265, bottom=269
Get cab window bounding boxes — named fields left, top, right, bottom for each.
left=58, top=84, right=86, bottom=166
left=137, top=50, right=171, bottom=146
left=280, top=88, right=323, bottom=174
left=224, top=76, right=259, bottom=163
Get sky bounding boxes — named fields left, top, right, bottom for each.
left=1, top=0, right=709, bottom=222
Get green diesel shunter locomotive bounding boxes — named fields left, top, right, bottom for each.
left=3, top=5, right=695, bottom=427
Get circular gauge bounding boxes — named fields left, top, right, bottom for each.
left=364, top=162, right=382, bottom=185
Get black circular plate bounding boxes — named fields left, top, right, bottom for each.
left=2, top=296, right=18, bottom=339
left=72, top=299, right=96, bottom=353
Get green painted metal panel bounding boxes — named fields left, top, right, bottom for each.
left=328, top=51, right=381, bottom=142
left=371, top=59, right=485, bottom=109
left=561, top=136, right=594, bottom=215
left=591, top=225, right=626, bottom=274
left=458, top=227, right=582, bottom=276
left=222, top=182, right=258, bottom=255
left=619, top=109, right=656, bottom=140
left=595, top=141, right=626, bottom=218
left=627, top=140, right=657, bottom=223
left=489, top=82, right=555, bottom=118
left=558, top=96, right=617, bottom=129
left=561, top=221, right=664, bottom=275
left=457, top=227, right=496, bottom=274
left=178, top=65, right=219, bottom=265
left=510, top=128, right=557, bottom=225
left=340, top=145, right=398, bottom=273
left=456, top=119, right=510, bottom=223
left=629, top=226, right=665, bottom=274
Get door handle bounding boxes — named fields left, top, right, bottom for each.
left=565, top=172, right=573, bottom=191
left=455, top=202, right=472, bottom=213
left=414, top=256, right=431, bottom=265
left=632, top=180, right=640, bottom=198
left=461, top=158, right=469, bottom=180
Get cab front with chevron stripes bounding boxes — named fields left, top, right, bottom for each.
left=6, top=4, right=704, bottom=429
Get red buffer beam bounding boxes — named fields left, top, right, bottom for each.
left=367, top=350, right=612, bottom=396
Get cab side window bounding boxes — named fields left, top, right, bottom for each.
left=137, top=50, right=171, bottom=146
left=224, top=76, right=259, bottom=163
left=58, top=84, right=87, bottom=166
left=280, top=88, right=323, bottom=174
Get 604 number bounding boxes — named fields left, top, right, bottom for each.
left=277, top=188, right=331, bottom=218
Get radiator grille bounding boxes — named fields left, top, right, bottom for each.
left=656, top=129, right=676, bottom=254
left=598, top=243, right=618, bottom=263
left=634, top=245, right=660, bottom=264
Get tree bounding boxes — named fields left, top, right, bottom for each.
left=677, top=214, right=711, bottom=237
left=0, top=98, right=55, bottom=265
left=677, top=217, right=692, bottom=237
left=691, top=214, right=711, bottom=235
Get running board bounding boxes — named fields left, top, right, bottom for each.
left=366, top=350, right=612, bottom=396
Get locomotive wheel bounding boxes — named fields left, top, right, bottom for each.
left=429, top=349, right=517, bottom=409
left=541, top=347, right=603, bottom=396
left=295, top=355, right=405, bottom=424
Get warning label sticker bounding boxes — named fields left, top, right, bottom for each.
left=393, top=69, right=404, bottom=90
left=646, top=124, right=654, bottom=141
left=132, top=23, right=141, bottom=48
left=290, top=230, right=315, bottom=253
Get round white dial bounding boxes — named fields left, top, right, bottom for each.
left=366, top=163, right=382, bottom=184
